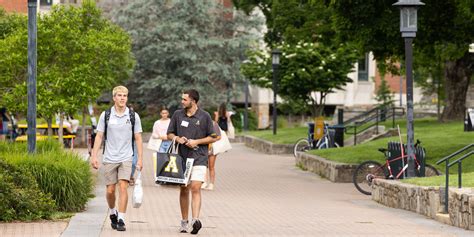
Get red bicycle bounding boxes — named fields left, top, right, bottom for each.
left=352, top=139, right=440, bottom=195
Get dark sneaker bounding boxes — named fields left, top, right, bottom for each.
left=116, top=219, right=126, bottom=231
left=110, top=213, right=118, bottom=230
left=190, top=219, right=202, bottom=235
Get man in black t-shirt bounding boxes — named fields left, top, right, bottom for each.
left=167, top=89, right=217, bottom=235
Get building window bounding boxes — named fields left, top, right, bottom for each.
left=40, top=0, right=54, bottom=6
left=358, top=53, right=369, bottom=82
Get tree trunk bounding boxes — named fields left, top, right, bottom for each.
left=46, top=117, right=53, bottom=137
left=442, top=53, right=473, bottom=121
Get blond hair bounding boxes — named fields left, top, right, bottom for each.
left=112, top=86, right=128, bottom=96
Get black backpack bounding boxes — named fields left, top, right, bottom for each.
left=102, top=107, right=136, bottom=155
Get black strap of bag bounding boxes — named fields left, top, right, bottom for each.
left=103, top=107, right=136, bottom=155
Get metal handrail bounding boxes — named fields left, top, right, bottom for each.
left=344, top=107, right=405, bottom=145
left=435, top=144, right=473, bottom=214
left=436, top=143, right=473, bottom=165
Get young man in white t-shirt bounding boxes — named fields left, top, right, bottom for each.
left=90, top=86, right=143, bottom=232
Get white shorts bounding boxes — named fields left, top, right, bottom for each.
left=190, top=165, right=207, bottom=182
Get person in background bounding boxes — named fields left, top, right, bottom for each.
left=0, top=107, right=11, bottom=141
left=202, top=121, right=221, bottom=191
left=214, top=103, right=230, bottom=133
left=152, top=107, right=172, bottom=152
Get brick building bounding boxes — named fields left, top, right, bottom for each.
left=0, top=0, right=27, bottom=13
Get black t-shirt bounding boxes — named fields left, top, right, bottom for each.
left=167, top=108, right=216, bottom=166
left=217, top=116, right=228, bottom=131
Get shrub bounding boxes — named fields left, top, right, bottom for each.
left=1, top=140, right=94, bottom=212
left=0, top=159, right=56, bottom=221
left=141, top=115, right=160, bottom=133
left=231, top=108, right=258, bottom=131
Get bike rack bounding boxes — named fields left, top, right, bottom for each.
left=436, top=143, right=474, bottom=213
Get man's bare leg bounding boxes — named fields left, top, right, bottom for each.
left=106, top=184, right=116, bottom=208
left=118, top=180, right=129, bottom=213
left=180, top=186, right=190, bottom=219
left=190, top=181, right=202, bottom=218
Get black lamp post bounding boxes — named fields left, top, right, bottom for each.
left=271, top=49, right=281, bottom=135
left=27, top=0, right=37, bottom=153
left=393, top=0, right=424, bottom=177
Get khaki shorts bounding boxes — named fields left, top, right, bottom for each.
left=103, top=160, right=133, bottom=185
left=190, top=165, right=207, bottom=182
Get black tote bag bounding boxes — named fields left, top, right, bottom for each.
left=154, top=139, right=194, bottom=185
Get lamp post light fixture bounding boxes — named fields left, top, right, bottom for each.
left=271, top=49, right=281, bottom=135
left=27, top=0, right=38, bottom=153
left=393, top=0, right=424, bottom=178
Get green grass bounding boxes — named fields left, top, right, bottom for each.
left=401, top=172, right=474, bottom=187
left=244, top=126, right=308, bottom=144
left=248, top=118, right=474, bottom=174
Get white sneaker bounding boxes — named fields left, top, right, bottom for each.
left=205, top=183, right=214, bottom=191
left=179, top=220, right=188, bottom=233
left=201, top=182, right=208, bottom=189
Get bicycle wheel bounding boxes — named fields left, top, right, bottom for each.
left=293, top=138, right=311, bottom=158
left=353, top=161, right=385, bottom=195
left=417, top=164, right=440, bottom=177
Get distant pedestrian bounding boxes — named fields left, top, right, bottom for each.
left=215, top=102, right=235, bottom=139
left=0, top=107, right=11, bottom=141
left=152, top=107, right=172, bottom=153
left=129, top=106, right=138, bottom=186
left=90, top=86, right=143, bottom=232
left=202, top=121, right=222, bottom=191
left=215, top=103, right=230, bottom=132
left=167, top=89, right=218, bottom=235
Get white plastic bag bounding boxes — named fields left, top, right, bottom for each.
left=132, top=171, right=143, bottom=208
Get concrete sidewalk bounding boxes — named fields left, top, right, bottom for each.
left=2, top=143, right=473, bottom=236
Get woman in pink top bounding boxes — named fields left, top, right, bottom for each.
left=152, top=108, right=171, bottom=152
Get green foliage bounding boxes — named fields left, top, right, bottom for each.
left=0, top=2, right=134, bottom=121
left=329, top=0, right=474, bottom=120
left=246, top=126, right=308, bottom=144
left=113, top=0, right=263, bottom=109
left=277, top=96, right=310, bottom=115
left=230, top=108, right=258, bottom=131
left=0, top=7, right=26, bottom=40
left=242, top=41, right=358, bottom=116
left=0, top=140, right=94, bottom=212
left=0, top=159, right=56, bottom=221
left=374, top=77, right=394, bottom=107
left=141, top=115, right=160, bottom=133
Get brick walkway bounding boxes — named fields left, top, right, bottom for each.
left=2, top=143, right=472, bottom=236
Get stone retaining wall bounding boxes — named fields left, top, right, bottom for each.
left=295, top=152, right=357, bottom=183
left=372, top=179, right=474, bottom=230
left=449, top=188, right=474, bottom=230
left=242, top=135, right=294, bottom=155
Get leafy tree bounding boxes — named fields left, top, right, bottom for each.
left=242, top=41, right=358, bottom=117
left=0, top=1, right=134, bottom=142
left=112, top=0, right=263, bottom=109
left=234, top=0, right=359, bottom=117
left=233, top=0, right=333, bottom=46
left=329, top=0, right=474, bottom=121
left=374, top=77, right=394, bottom=107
